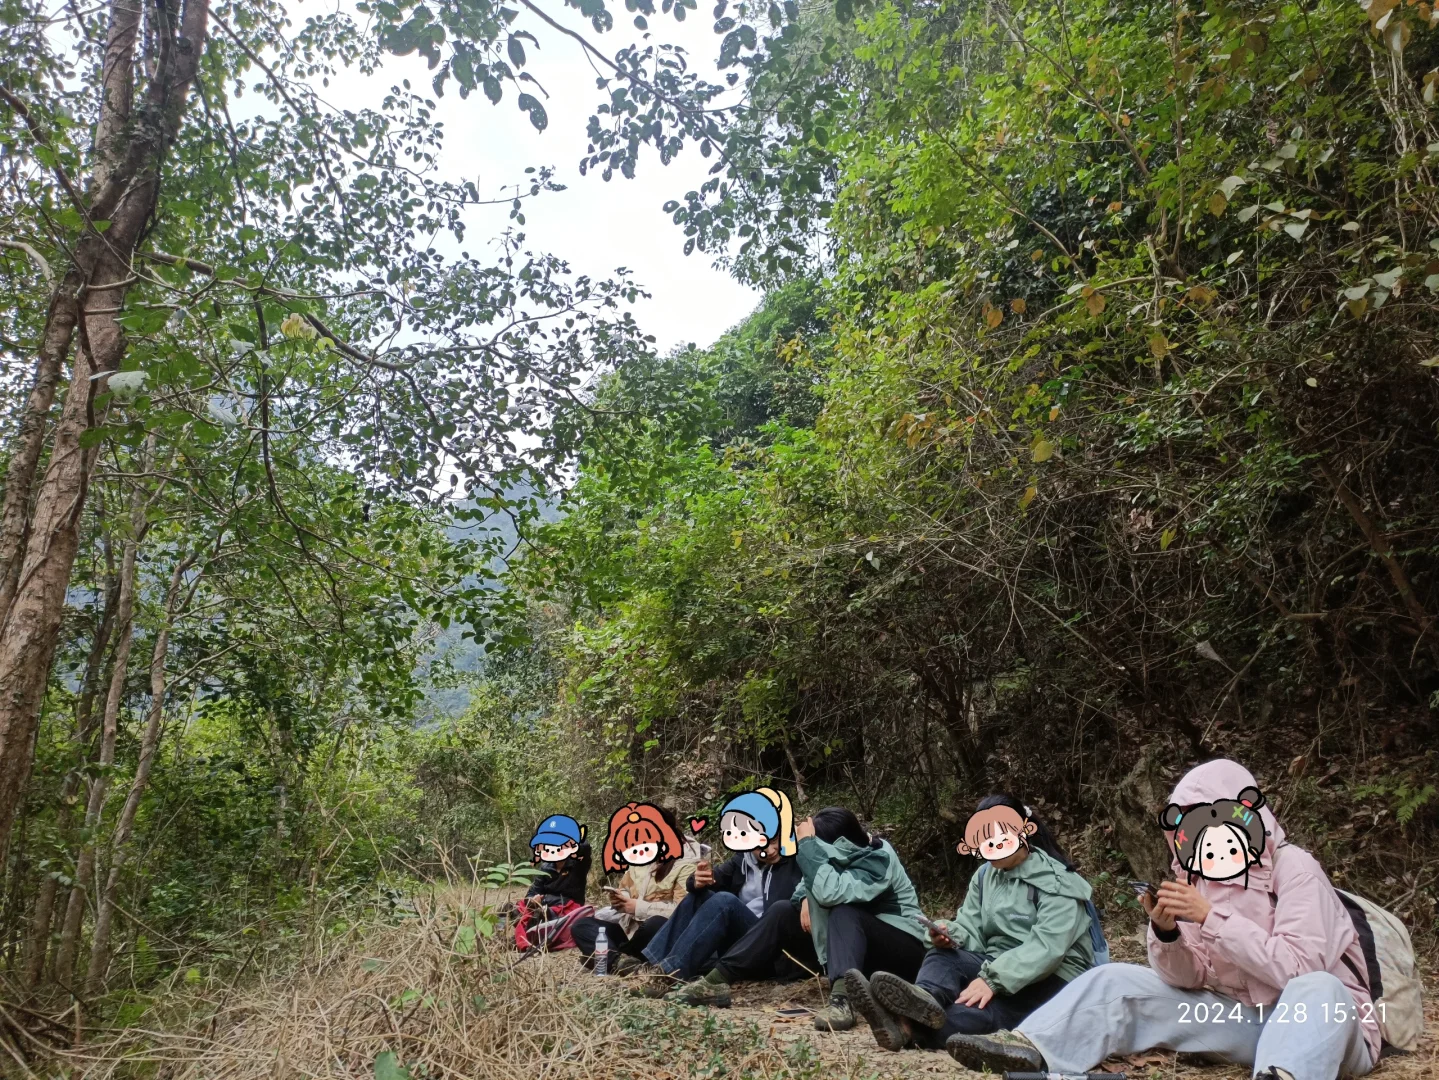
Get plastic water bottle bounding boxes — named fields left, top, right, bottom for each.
left=594, top=926, right=610, bottom=976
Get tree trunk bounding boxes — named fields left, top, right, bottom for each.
left=52, top=523, right=141, bottom=991
left=23, top=542, right=120, bottom=988
left=0, top=298, right=76, bottom=629
left=0, top=0, right=210, bottom=857
left=85, top=555, right=191, bottom=994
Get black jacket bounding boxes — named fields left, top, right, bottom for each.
left=526, top=840, right=592, bottom=906
left=686, top=851, right=801, bottom=914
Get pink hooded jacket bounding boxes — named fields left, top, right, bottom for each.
left=1147, top=760, right=1381, bottom=1061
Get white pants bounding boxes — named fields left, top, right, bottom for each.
left=1018, top=963, right=1375, bottom=1079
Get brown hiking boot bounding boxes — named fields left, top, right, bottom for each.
left=945, top=1029, right=1046, bottom=1073
left=870, top=970, right=946, bottom=1029
left=844, top=969, right=911, bottom=1050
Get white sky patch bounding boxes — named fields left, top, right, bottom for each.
left=314, top=1, right=761, bottom=356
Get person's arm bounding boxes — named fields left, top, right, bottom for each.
left=1203, top=871, right=1349, bottom=989
left=944, top=874, right=986, bottom=951
left=795, top=836, right=891, bottom=907
left=524, top=869, right=554, bottom=899
left=712, top=854, right=745, bottom=894
left=1146, top=920, right=1209, bottom=988
left=978, top=891, right=1088, bottom=995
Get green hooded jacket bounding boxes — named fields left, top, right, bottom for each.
left=940, top=847, right=1095, bottom=995
left=792, top=835, right=926, bottom=966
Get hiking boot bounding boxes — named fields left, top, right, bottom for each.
left=632, top=971, right=678, bottom=998
left=667, top=978, right=733, bottom=1008
left=813, top=977, right=856, bottom=1032
left=945, top=1029, right=1046, bottom=1073
left=843, top=969, right=910, bottom=1051
left=611, top=954, right=648, bottom=977
left=870, top=970, right=946, bottom=1030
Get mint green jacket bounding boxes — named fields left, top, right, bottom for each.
left=940, top=848, right=1095, bottom=995
left=791, top=835, right=927, bottom=965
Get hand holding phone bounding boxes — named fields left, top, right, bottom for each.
left=1128, top=880, right=1157, bottom=903
left=915, top=913, right=954, bottom=947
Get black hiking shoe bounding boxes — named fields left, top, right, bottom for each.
left=870, top=970, right=946, bottom=1030
left=844, top=969, right=910, bottom=1051
left=945, top=1029, right=1046, bottom=1073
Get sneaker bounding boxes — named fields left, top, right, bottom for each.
left=870, top=971, right=946, bottom=1030
left=844, top=969, right=910, bottom=1051
left=1256, top=1070, right=1296, bottom=1080
left=945, top=1029, right=1046, bottom=1073
left=813, top=977, right=855, bottom=1032
left=667, top=979, right=733, bottom=1008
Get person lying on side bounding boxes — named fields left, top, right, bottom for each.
left=790, top=806, right=928, bottom=1032
left=636, top=788, right=818, bottom=1005
left=947, top=760, right=1380, bottom=1080
left=847, top=794, right=1097, bottom=1052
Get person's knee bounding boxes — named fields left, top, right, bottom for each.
left=1284, top=969, right=1347, bottom=1001
left=1065, top=962, right=1155, bottom=998
left=828, top=903, right=862, bottom=930
left=709, top=890, right=748, bottom=914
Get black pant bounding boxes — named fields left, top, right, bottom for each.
left=570, top=915, right=667, bottom=958
left=715, top=898, right=819, bottom=982
left=824, top=903, right=926, bottom=983
left=912, top=947, right=1069, bottom=1045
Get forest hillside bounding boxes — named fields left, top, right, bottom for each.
left=0, top=0, right=1437, bottom=1074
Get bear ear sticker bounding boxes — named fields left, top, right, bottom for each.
left=1237, top=785, right=1265, bottom=810
left=1160, top=803, right=1186, bottom=830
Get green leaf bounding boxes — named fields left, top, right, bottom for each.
left=374, top=1051, right=410, bottom=1080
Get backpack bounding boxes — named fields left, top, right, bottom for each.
left=1270, top=845, right=1423, bottom=1052
left=1335, top=889, right=1424, bottom=1052
left=976, top=861, right=1110, bottom=965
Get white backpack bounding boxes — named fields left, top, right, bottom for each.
left=1335, top=889, right=1424, bottom=1053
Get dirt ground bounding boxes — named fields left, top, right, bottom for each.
left=586, top=930, right=1439, bottom=1080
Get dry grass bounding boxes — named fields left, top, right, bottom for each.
left=20, top=889, right=1439, bottom=1080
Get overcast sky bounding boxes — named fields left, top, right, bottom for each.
left=318, top=3, right=761, bottom=355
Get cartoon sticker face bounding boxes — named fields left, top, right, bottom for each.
left=529, top=815, right=585, bottom=865
left=602, top=802, right=686, bottom=873
left=623, top=840, right=660, bottom=865
left=717, top=788, right=798, bottom=859
left=1160, top=785, right=1268, bottom=886
left=957, top=804, right=1038, bottom=862
left=721, top=811, right=767, bottom=852
left=535, top=840, right=579, bottom=863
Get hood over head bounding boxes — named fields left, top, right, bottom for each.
left=1164, top=759, right=1284, bottom=884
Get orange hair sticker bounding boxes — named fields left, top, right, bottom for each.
left=602, top=802, right=684, bottom=873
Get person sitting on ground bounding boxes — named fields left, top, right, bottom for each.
left=946, top=760, right=1381, bottom=1080
left=636, top=787, right=817, bottom=1005
left=571, top=802, right=702, bottom=969
left=512, top=813, right=594, bottom=951
left=846, top=794, right=1097, bottom=1052
left=790, top=806, right=927, bottom=1032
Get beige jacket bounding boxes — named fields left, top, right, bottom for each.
left=614, top=840, right=704, bottom=937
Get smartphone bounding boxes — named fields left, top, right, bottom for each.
left=914, top=913, right=948, bottom=934
left=601, top=885, right=625, bottom=896
left=1128, top=880, right=1158, bottom=902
